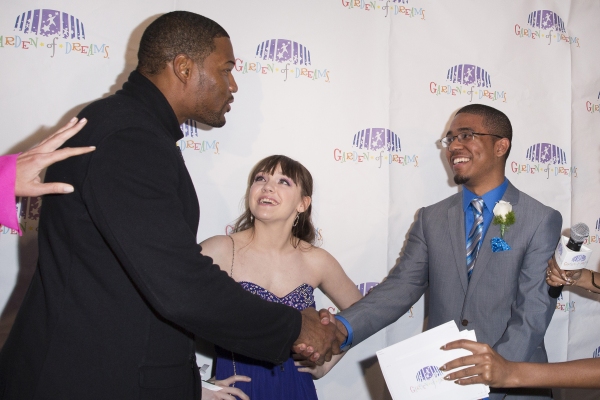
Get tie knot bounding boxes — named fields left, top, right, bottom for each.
left=471, top=197, right=484, bottom=214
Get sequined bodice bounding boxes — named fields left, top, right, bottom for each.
left=239, top=281, right=315, bottom=311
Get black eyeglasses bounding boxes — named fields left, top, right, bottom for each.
left=440, top=132, right=504, bottom=147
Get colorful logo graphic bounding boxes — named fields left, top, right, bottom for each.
left=357, top=282, right=379, bottom=296
left=416, top=366, right=443, bottom=382
left=585, top=92, right=600, bottom=114
left=178, top=120, right=220, bottom=155
left=430, top=64, right=507, bottom=103
left=181, top=119, right=199, bottom=138
left=511, top=143, right=577, bottom=179
left=557, top=241, right=563, bottom=256
left=14, top=9, right=85, bottom=38
left=255, top=39, right=311, bottom=65
left=1, top=196, right=41, bottom=235
left=410, top=365, right=445, bottom=393
left=2, top=9, right=110, bottom=58
left=326, top=281, right=378, bottom=314
left=314, top=227, right=323, bottom=246
left=334, top=127, right=418, bottom=168
left=325, top=281, right=413, bottom=318
left=525, top=143, right=567, bottom=164
left=527, top=10, right=565, bottom=32
left=554, top=286, right=578, bottom=312
left=18, top=196, right=40, bottom=234
left=514, top=10, right=579, bottom=47
left=584, top=218, right=600, bottom=246
left=353, top=128, right=401, bottom=152
left=555, top=296, right=576, bottom=312
left=446, top=64, right=491, bottom=88
left=340, top=0, right=426, bottom=19
left=572, top=255, right=586, bottom=262
left=235, top=38, right=330, bottom=83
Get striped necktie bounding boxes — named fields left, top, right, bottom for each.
left=466, top=197, right=484, bottom=281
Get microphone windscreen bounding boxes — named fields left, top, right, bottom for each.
left=571, top=223, right=589, bottom=243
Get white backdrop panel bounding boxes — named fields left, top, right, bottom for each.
left=1, top=1, right=599, bottom=399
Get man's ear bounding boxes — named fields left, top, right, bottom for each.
left=173, top=54, right=194, bottom=84
left=495, top=137, right=510, bottom=158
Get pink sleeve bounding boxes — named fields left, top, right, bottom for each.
left=0, top=154, right=21, bottom=235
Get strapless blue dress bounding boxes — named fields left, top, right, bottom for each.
left=215, top=281, right=318, bottom=399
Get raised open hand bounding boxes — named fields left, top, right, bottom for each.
left=15, top=117, right=95, bottom=197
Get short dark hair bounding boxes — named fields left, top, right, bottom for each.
left=233, top=155, right=316, bottom=247
left=137, top=11, right=229, bottom=75
left=455, top=104, right=513, bottom=158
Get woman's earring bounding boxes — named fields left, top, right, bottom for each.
left=250, top=214, right=254, bottom=223
left=292, top=212, right=300, bottom=227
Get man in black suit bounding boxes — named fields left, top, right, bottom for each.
left=0, top=11, right=341, bottom=399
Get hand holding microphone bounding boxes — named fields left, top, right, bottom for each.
left=548, top=223, right=590, bottom=298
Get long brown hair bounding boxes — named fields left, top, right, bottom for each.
left=232, top=155, right=316, bottom=245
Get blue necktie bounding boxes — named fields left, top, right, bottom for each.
left=466, top=198, right=484, bottom=281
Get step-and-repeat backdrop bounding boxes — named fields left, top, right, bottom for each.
left=1, top=1, right=599, bottom=399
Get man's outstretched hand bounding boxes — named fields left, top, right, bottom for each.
left=292, top=308, right=348, bottom=365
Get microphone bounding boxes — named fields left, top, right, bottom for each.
left=549, top=223, right=590, bottom=299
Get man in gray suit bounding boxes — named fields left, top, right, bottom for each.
left=333, top=104, right=562, bottom=400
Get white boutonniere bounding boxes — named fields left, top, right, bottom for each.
left=492, top=200, right=515, bottom=239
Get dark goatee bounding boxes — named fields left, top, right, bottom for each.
left=454, top=175, right=470, bottom=185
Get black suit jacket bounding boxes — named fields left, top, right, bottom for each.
left=0, top=71, right=301, bottom=400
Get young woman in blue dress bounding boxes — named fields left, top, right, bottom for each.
left=200, top=155, right=362, bottom=399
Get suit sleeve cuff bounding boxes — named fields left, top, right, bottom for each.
left=335, top=315, right=353, bottom=351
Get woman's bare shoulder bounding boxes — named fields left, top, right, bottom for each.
left=199, top=235, right=233, bottom=260
left=299, top=242, right=338, bottom=267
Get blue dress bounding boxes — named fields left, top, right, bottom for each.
left=215, top=281, right=318, bottom=400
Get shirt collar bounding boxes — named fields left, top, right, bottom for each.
left=462, top=178, right=508, bottom=213
left=118, top=70, right=183, bottom=142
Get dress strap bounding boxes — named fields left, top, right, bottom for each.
left=228, top=235, right=235, bottom=278
left=227, top=235, right=238, bottom=380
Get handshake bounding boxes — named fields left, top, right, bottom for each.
left=292, top=308, right=348, bottom=365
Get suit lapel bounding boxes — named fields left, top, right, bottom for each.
left=448, top=195, right=468, bottom=295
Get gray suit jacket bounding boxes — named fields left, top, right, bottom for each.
left=340, top=181, right=562, bottom=400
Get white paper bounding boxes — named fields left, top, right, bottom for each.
left=199, top=364, right=222, bottom=392
left=376, top=321, right=489, bottom=400
left=201, top=381, right=223, bottom=392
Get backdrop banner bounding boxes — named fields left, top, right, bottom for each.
left=1, top=1, right=598, bottom=399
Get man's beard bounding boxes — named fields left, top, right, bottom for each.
left=193, top=76, right=230, bottom=127
left=454, top=174, right=470, bottom=185
left=194, top=106, right=227, bottom=128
